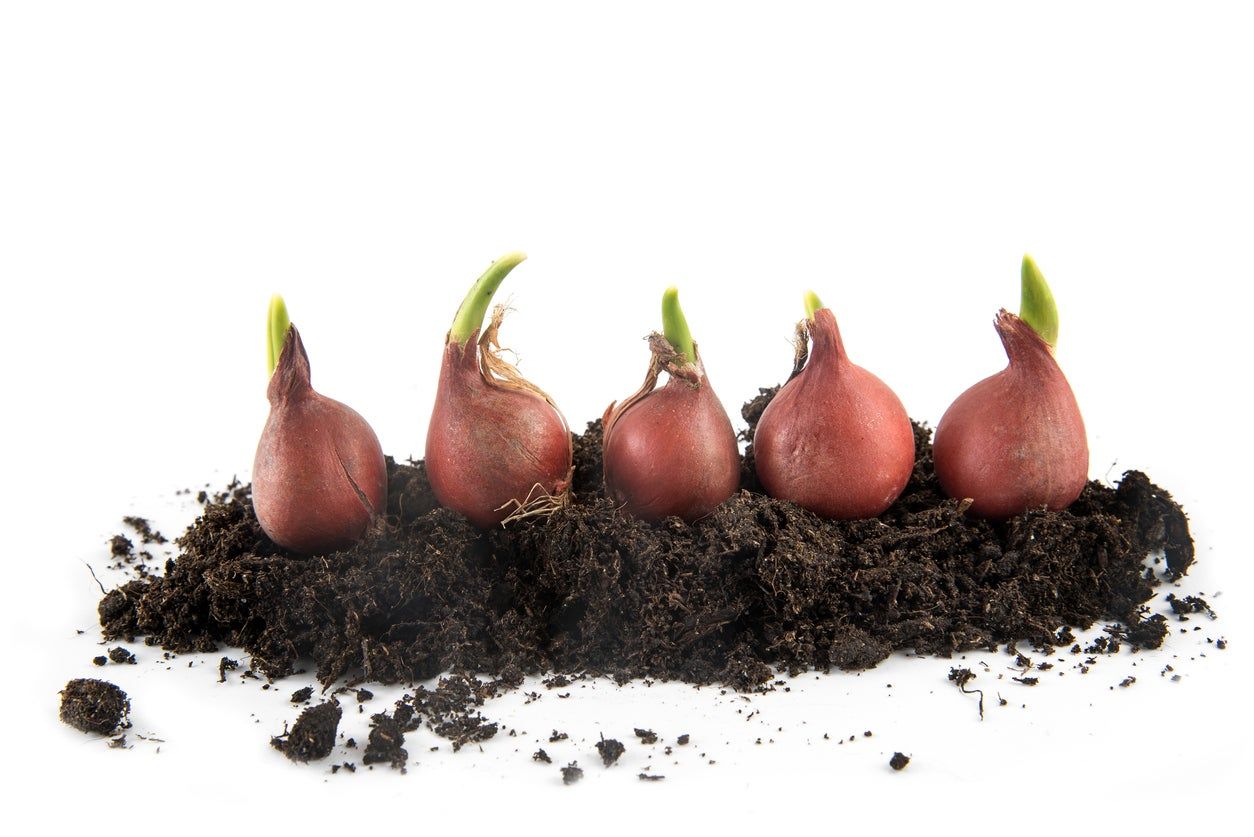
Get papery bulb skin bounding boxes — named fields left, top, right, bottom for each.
left=252, top=327, right=388, bottom=555
left=602, top=349, right=741, bottom=523
left=933, top=310, right=1088, bottom=520
left=424, top=331, right=572, bottom=528
left=753, top=308, right=915, bottom=519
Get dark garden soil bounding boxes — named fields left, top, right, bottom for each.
left=95, top=387, right=1194, bottom=698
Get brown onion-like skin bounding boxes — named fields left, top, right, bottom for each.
left=753, top=308, right=915, bottom=519
left=425, top=330, right=572, bottom=528
left=602, top=347, right=740, bottom=522
left=933, top=310, right=1088, bottom=519
left=252, top=327, right=388, bottom=555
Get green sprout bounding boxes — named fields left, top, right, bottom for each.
left=804, top=290, right=825, bottom=321
left=267, top=294, right=290, bottom=376
left=449, top=251, right=528, bottom=345
left=661, top=286, right=696, bottom=363
left=1020, top=254, right=1059, bottom=348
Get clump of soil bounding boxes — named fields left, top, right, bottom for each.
left=60, top=678, right=130, bottom=735
left=97, top=388, right=1195, bottom=696
left=561, top=762, right=584, bottom=784
left=271, top=701, right=341, bottom=762
left=362, top=701, right=411, bottom=770
left=890, top=752, right=910, bottom=770
left=596, top=736, right=625, bottom=766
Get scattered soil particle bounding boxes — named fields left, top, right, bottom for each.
left=549, top=730, right=569, bottom=743
left=109, top=535, right=133, bottom=558
left=411, top=673, right=498, bottom=751
left=533, top=749, right=552, bottom=763
left=60, top=679, right=130, bottom=735
left=677, top=734, right=690, bottom=745
left=1012, top=676, right=1039, bottom=686
left=123, top=516, right=167, bottom=545
left=362, top=701, right=412, bottom=770
left=92, top=655, right=107, bottom=667
left=356, top=689, right=373, bottom=703
left=596, top=736, right=625, bottom=766
left=108, top=647, right=136, bottom=665
left=635, top=728, right=658, bottom=744
left=561, top=762, right=584, bottom=784
left=271, top=701, right=341, bottom=762
left=890, top=752, right=910, bottom=771
left=1119, top=676, right=1137, bottom=688
left=638, top=772, right=665, bottom=781
left=290, top=686, right=313, bottom=703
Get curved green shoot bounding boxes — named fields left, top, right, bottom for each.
left=1020, top=254, right=1059, bottom=348
left=661, top=286, right=696, bottom=363
left=449, top=251, right=528, bottom=344
left=267, top=294, right=290, bottom=376
left=804, top=290, right=825, bottom=320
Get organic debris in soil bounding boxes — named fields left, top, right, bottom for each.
left=98, top=387, right=1195, bottom=697
left=60, top=678, right=130, bottom=735
left=271, top=701, right=341, bottom=762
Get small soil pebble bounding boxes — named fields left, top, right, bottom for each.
left=677, top=734, right=690, bottom=745
left=561, top=762, right=584, bottom=784
left=271, top=701, right=341, bottom=762
left=890, top=752, right=910, bottom=771
left=60, top=678, right=130, bottom=735
left=596, top=736, right=625, bottom=766
left=92, top=656, right=107, bottom=667
left=290, top=686, right=313, bottom=703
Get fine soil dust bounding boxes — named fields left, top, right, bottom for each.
left=98, top=388, right=1193, bottom=694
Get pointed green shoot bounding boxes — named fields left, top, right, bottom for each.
left=267, top=294, right=290, bottom=376
left=803, top=290, right=825, bottom=321
left=1019, top=254, right=1059, bottom=348
left=449, top=251, right=528, bottom=344
left=661, top=286, right=696, bottom=363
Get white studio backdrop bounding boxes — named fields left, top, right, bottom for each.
left=1, top=2, right=1250, bottom=834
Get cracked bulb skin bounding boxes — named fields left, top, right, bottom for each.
left=252, top=327, right=387, bottom=555
left=932, top=310, right=1088, bottom=520
left=603, top=365, right=741, bottom=523
left=425, top=332, right=572, bottom=529
left=753, top=308, right=915, bottom=520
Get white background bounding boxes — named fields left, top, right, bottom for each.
left=1, top=1, right=1250, bottom=833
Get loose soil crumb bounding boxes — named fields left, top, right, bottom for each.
left=533, top=748, right=552, bottom=763
left=596, top=736, right=625, bottom=766
left=362, top=700, right=413, bottom=770
left=635, top=728, right=658, bottom=744
left=60, top=679, right=130, bottom=735
left=638, top=772, right=665, bottom=781
left=890, top=752, right=910, bottom=771
left=108, top=647, right=136, bottom=665
left=290, top=686, right=313, bottom=703
left=561, top=762, right=584, bottom=784
left=271, top=701, right=341, bottom=762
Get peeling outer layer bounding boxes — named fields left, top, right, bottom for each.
left=602, top=334, right=741, bottom=522
left=753, top=308, right=916, bottom=520
left=252, top=326, right=388, bottom=554
left=425, top=305, right=573, bottom=528
left=933, top=309, right=1088, bottom=520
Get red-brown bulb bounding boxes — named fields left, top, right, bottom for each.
left=424, top=316, right=572, bottom=529
left=252, top=327, right=388, bottom=555
left=602, top=338, right=740, bottom=522
left=753, top=308, right=915, bottom=519
left=933, top=310, right=1088, bottom=519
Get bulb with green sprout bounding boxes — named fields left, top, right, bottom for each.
left=601, top=287, right=741, bottom=522
left=753, top=291, right=915, bottom=519
left=424, top=253, right=573, bottom=528
left=252, top=296, right=387, bottom=554
left=933, top=255, right=1088, bottom=519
